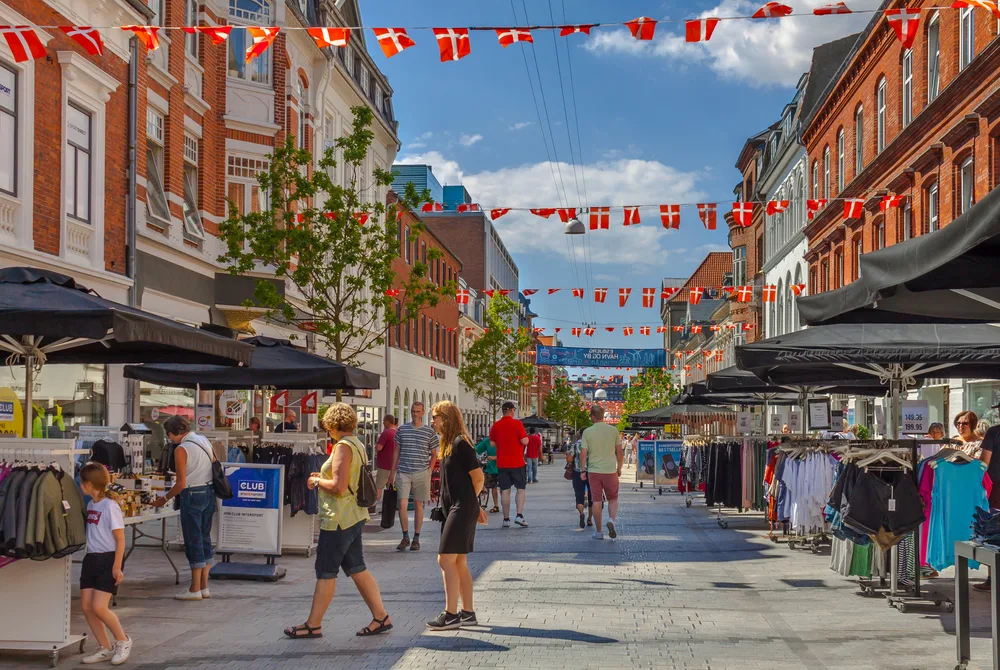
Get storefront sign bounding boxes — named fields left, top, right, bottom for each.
left=654, top=440, right=682, bottom=485
left=636, top=440, right=656, bottom=481
left=0, top=388, right=21, bottom=437
left=218, top=464, right=283, bottom=556
left=807, top=399, right=831, bottom=430
left=219, top=390, right=248, bottom=419
left=769, top=413, right=783, bottom=434
left=901, top=400, right=929, bottom=434
left=196, top=403, right=214, bottom=431
left=536, top=345, right=667, bottom=368
left=430, top=366, right=446, bottom=380
left=788, top=409, right=802, bottom=433
left=737, top=412, right=751, bottom=434
left=0, top=400, right=12, bottom=422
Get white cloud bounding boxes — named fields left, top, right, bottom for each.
left=510, top=122, right=533, bottom=131
left=584, top=0, right=878, bottom=87
left=396, top=151, right=465, bottom=186
left=459, top=133, right=484, bottom=147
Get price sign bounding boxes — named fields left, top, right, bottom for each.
left=788, top=409, right=802, bottom=433
left=769, top=413, right=783, bottom=434
left=901, top=400, right=929, bottom=434
left=737, top=412, right=751, bottom=434
left=808, top=399, right=831, bottom=430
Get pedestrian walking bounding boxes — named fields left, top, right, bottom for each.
left=426, top=401, right=487, bottom=630
left=490, top=401, right=529, bottom=528
left=526, top=427, right=542, bottom=484
left=568, top=439, right=592, bottom=529
left=374, top=415, right=397, bottom=512
left=391, top=402, right=438, bottom=551
left=475, top=435, right=500, bottom=513
left=580, top=405, right=624, bottom=540
left=78, top=463, right=132, bottom=665
left=284, top=403, right=392, bottom=639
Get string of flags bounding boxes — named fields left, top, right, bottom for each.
left=451, top=284, right=807, bottom=305
left=449, top=323, right=757, bottom=339
left=2, top=4, right=997, bottom=64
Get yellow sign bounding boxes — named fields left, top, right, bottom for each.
left=0, top=387, right=24, bottom=437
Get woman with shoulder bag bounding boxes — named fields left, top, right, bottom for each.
left=568, top=440, right=593, bottom=529
left=283, top=403, right=392, bottom=640
left=426, top=401, right=486, bottom=631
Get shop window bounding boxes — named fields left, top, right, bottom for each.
left=0, top=364, right=108, bottom=436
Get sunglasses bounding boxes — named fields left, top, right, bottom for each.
left=957, top=421, right=971, bottom=426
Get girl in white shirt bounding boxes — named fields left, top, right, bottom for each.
left=79, top=462, right=132, bottom=665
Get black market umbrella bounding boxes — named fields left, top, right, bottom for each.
left=706, top=365, right=892, bottom=397
left=628, top=402, right=734, bottom=426
left=521, top=414, right=558, bottom=430
left=675, top=390, right=803, bottom=407
left=0, top=267, right=252, bottom=435
left=123, top=336, right=381, bottom=391
left=798, top=182, right=1000, bottom=326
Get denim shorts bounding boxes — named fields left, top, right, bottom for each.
left=316, top=520, right=366, bottom=580
left=179, top=485, right=216, bottom=569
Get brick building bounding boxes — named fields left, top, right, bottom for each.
left=726, top=128, right=768, bottom=341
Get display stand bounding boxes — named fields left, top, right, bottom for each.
left=0, top=439, right=88, bottom=667
left=955, top=541, right=996, bottom=670
left=263, top=432, right=322, bottom=556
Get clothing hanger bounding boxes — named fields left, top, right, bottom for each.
left=856, top=449, right=912, bottom=469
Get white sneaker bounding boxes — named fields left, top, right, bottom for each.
left=82, top=647, right=114, bottom=664
left=174, top=589, right=203, bottom=601
left=200, top=588, right=211, bottom=599
left=502, top=518, right=511, bottom=528
left=111, top=637, right=132, bottom=666
left=514, top=514, right=528, bottom=527
left=592, top=531, right=604, bottom=540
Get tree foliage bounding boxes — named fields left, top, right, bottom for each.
left=618, top=369, right=680, bottom=431
left=458, top=295, right=535, bottom=420
left=544, top=377, right=592, bottom=437
left=217, top=105, right=454, bottom=366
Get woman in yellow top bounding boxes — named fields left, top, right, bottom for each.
left=284, top=403, right=392, bottom=639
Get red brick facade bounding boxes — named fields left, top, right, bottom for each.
left=727, top=136, right=768, bottom=341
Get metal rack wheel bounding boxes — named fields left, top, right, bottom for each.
left=686, top=499, right=692, bottom=508
left=49, top=651, right=58, bottom=667
left=946, top=602, right=955, bottom=613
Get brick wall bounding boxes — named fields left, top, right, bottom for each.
left=423, top=213, right=487, bottom=291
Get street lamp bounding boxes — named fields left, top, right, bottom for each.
left=564, top=216, right=585, bottom=235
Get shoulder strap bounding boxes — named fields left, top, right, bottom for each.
left=181, top=437, right=216, bottom=463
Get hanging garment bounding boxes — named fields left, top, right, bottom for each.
left=926, top=459, right=989, bottom=571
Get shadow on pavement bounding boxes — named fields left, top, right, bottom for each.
left=473, top=626, right=617, bottom=644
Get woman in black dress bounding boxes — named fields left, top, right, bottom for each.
left=426, top=400, right=486, bottom=631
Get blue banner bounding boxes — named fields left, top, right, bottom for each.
left=223, top=466, right=282, bottom=510
left=536, top=346, right=666, bottom=368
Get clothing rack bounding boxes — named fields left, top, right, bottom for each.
left=261, top=433, right=325, bottom=556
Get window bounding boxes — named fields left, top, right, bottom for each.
left=394, top=302, right=401, bottom=347
left=66, top=104, right=92, bottom=223
left=877, top=78, right=886, bottom=153
left=185, top=0, right=199, bottom=57
left=874, top=221, right=885, bottom=250
left=854, top=237, right=863, bottom=279
left=903, top=201, right=913, bottom=240
left=960, top=6, right=974, bottom=71
left=836, top=128, right=844, bottom=192
left=228, top=1, right=272, bottom=84
left=927, top=183, right=939, bottom=232
left=961, top=157, right=975, bottom=214
left=854, top=105, right=864, bottom=175
left=902, top=50, right=913, bottom=127
left=812, top=160, right=819, bottom=199
left=421, top=241, right=426, bottom=265
left=226, top=154, right=269, bottom=215
left=297, top=78, right=307, bottom=149
left=403, top=318, right=410, bottom=350
left=928, top=13, right=940, bottom=101
left=404, top=225, right=411, bottom=263
left=148, top=0, right=164, bottom=25
left=0, top=63, right=16, bottom=196
left=182, top=134, right=204, bottom=240
left=733, top=246, right=746, bottom=285
left=820, top=261, right=829, bottom=292
left=421, top=316, right=427, bottom=355
left=183, top=134, right=198, bottom=164
left=823, top=146, right=830, bottom=198
left=835, top=250, right=844, bottom=289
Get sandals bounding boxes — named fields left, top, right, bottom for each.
left=489, top=506, right=500, bottom=514
left=357, top=614, right=393, bottom=637
left=284, top=623, right=322, bottom=639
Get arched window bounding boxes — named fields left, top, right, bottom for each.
left=854, top=103, right=864, bottom=175
left=902, top=50, right=913, bottom=127
left=297, top=76, right=308, bottom=150
left=403, top=389, right=410, bottom=423
left=776, top=279, right=785, bottom=337
left=797, top=167, right=805, bottom=229
left=876, top=77, right=886, bottom=153
left=785, top=272, right=794, bottom=334
left=927, top=12, right=940, bottom=101
left=836, top=128, right=845, bottom=192
left=394, top=388, right=400, bottom=422
left=823, top=146, right=830, bottom=198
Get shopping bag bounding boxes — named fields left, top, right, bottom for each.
left=380, top=485, right=397, bottom=529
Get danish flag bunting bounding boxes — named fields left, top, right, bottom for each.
left=421, top=202, right=444, bottom=213
left=605, top=327, right=615, bottom=333
left=572, top=288, right=585, bottom=299
left=245, top=27, right=279, bottom=62
left=790, top=283, right=807, bottom=296
left=589, top=207, right=610, bottom=230
left=559, top=25, right=595, bottom=36
left=710, top=325, right=721, bottom=332
left=60, top=27, right=105, bottom=55
left=691, top=326, right=703, bottom=334
left=181, top=26, right=233, bottom=45
left=626, top=17, right=657, bottom=40
left=490, top=208, right=509, bottom=220
left=482, top=290, right=496, bottom=298
left=521, top=289, right=539, bottom=296
left=814, top=2, right=852, bottom=14
left=752, top=2, right=794, bottom=19
left=844, top=198, right=865, bottom=219
left=742, top=323, right=755, bottom=332
left=723, top=286, right=735, bottom=294
left=657, top=326, right=668, bottom=334
left=556, top=208, right=577, bottom=223
left=618, top=288, right=631, bottom=307
left=496, top=28, right=533, bottom=47
left=373, top=28, right=415, bottom=58
left=554, top=328, right=561, bottom=333
left=594, top=288, right=609, bottom=303
left=642, top=288, right=656, bottom=308
left=433, top=28, right=471, bottom=62
left=354, top=212, right=369, bottom=226
left=572, top=327, right=582, bottom=337
left=623, top=327, right=634, bottom=337
left=880, top=195, right=905, bottom=211
left=689, top=287, right=704, bottom=305
left=660, top=204, right=680, bottom=229
left=766, top=200, right=789, bottom=216
left=498, top=290, right=513, bottom=297
left=384, top=289, right=401, bottom=297
left=533, top=327, right=545, bottom=334
left=640, top=326, right=651, bottom=336
left=686, top=18, right=720, bottom=42
left=715, top=351, right=724, bottom=362
left=121, top=26, right=161, bottom=51
left=456, top=289, right=470, bottom=305
left=732, top=202, right=753, bottom=227
left=736, top=285, right=753, bottom=303
left=623, top=206, right=641, bottom=226
left=456, top=203, right=480, bottom=213
left=307, top=27, right=350, bottom=48
left=698, top=203, right=717, bottom=230
left=547, top=288, right=561, bottom=295
left=762, top=285, right=777, bottom=303
left=673, top=327, right=684, bottom=333
left=807, top=199, right=827, bottom=219
left=885, top=8, right=921, bottom=49
left=584, top=327, right=596, bottom=337
left=952, top=1, right=1000, bottom=19
left=703, top=350, right=714, bottom=359
left=531, top=208, right=557, bottom=219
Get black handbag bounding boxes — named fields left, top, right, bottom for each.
left=343, top=439, right=379, bottom=509
left=186, top=438, right=233, bottom=500
left=380, top=485, right=398, bottom=529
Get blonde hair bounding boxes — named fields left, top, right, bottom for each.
left=321, top=402, right=358, bottom=433
left=977, top=420, right=991, bottom=440
left=431, top=400, right=472, bottom=457
left=79, top=462, right=116, bottom=501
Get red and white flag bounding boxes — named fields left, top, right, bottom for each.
left=373, top=28, right=415, bottom=58
left=245, top=27, right=279, bottom=62
left=605, top=327, right=615, bottom=333
left=790, top=283, right=807, bottom=296
left=498, top=290, right=513, bottom=297
left=952, top=1, right=1000, bottom=19
left=618, top=288, right=631, bottom=307
left=590, top=207, right=610, bottom=230
left=456, top=203, right=480, bottom=213
left=626, top=16, right=657, bottom=40
left=572, top=288, right=585, bottom=299
left=483, top=290, right=496, bottom=298
left=301, top=391, right=318, bottom=415
left=533, top=328, right=545, bottom=334
left=814, top=2, right=852, bottom=14
left=496, top=28, right=533, bottom=47
left=547, top=288, right=561, bottom=295
left=121, top=25, right=160, bottom=51
left=521, top=289, right=539, bottom=296
left=554, top=328, right=562, bottom=333
left=308, top=27, right=350, bottom=48
left=691, top=326, right=703, bottom=334
left=559, top=25, right=595, bottom=36
left=689, top=287, right=704, bottom=305
left=584, top=327, right=595, bottom=337
left=433, top=28, right=471, bottom=62
left=181, top=26, right=232, bottom=45
left=880, top=195, right=905, bottom=211
left=807, top=199, right=827, bottom=219
left=640, top=326, right=651, bottom=336
left=572, top=327, right=582, bottom=337
left=456, top=289, right=470, bottom=304
left=736, top=285, right=753, bottom=303
left=270, top=390, right=289, bottom=412
left=623, top=206, right=641, bottom=226
left=753, top=2, right=793, bottom=19
left=354, top=212, right=369, bottom=226
left=623, top=327, right=634, bottom=337
left=661, top=288, right=679, bottom=300
left=715, top=351, right=724, bottom=362
left=885, top=8, right=921, bottom=49
left=710, top=325, right=721, bottom=332
left=698, top=203, right=717, bottom=230
left=60, top=26, right=105, bottom=55
left=844, top=198, right=865, bottom=219
left=673, top=327, right=684, bottom=333
left=686, top=18, right=720, bottom=42
left=595, top=288, right=609, bottom=303
left=703, top=350, right=714, bottom=359
left=660, top=204, right=680, bottom=229
left=422, top=202, right=444, bottom=212
left=766, top=200, right=789, bottom=216
left=742, top=323, right=755, bottom=332
left=732, top=202, right=753, bottom=227
left=762, top=285, right=777, bottom=303
left=642, top=287, right=656, bottom=308
left=657, top=326, right=668, bottom=333
left=557, top=208, right=577, bottom=223
left=531, top=208, right=556, bottom=219
left=490, top=208, right=509, bottom=220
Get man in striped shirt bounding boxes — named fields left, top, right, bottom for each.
left=391, top=402, right=438, bottom=551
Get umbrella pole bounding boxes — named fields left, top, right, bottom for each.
left=799, top=389, right=807, bottom=437
left=890, top=378, right=901, bottom=440
left=23, top=343, right=33, bottom=438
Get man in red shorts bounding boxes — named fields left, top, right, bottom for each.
left=580, top=405, right=624, bottom=540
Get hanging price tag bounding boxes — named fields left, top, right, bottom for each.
left=901, top=400, right=929, bottom=434
left=788, top=410, right=802, bottom=433
left=769, top=413, right=783, bottom=434
left=737, top=411, right=751, bottom=434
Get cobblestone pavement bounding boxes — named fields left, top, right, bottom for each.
left=4, top=463, right=995, bottom=669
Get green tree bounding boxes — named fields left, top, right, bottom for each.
left=217, top=106, right=453, bottom=369
left=458, top=295, right=535, bottom=420
left=544, top=377, right=593, bottom=440
left=618, top=369, right=680, bottom=431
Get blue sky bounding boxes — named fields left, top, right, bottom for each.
left=359, top=0, right=878, bottom=370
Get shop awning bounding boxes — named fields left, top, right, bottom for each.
left=123, top=336, right=380, bottom=391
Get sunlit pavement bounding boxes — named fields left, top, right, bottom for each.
left=5, top=461, right=995, bottom=669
